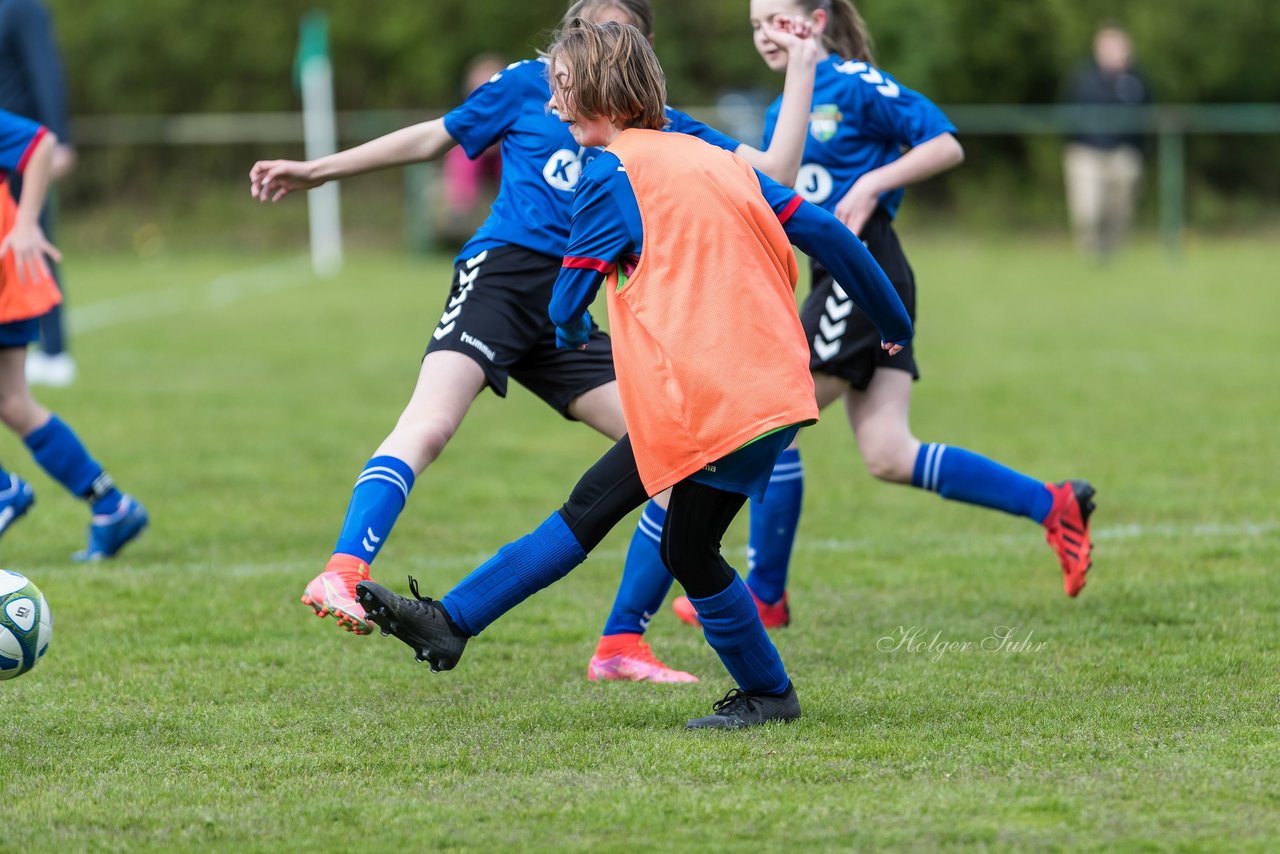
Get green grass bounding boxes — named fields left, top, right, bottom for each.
left=2, top=236, right=1277, bottom=851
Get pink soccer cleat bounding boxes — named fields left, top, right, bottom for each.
left=587, top=633, right=699, bottom=683
left=301, top=554, right=374, bottom=634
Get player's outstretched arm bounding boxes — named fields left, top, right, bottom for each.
left=0, top=130, right=61, bottom=284
left=732, top=16, right=818, bottom=186
left=250, top=118, right=458, bottom=203
left=783, top=198, right=913, bottom=351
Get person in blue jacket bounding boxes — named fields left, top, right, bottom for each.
left=0, top=0, right=76, bottom=385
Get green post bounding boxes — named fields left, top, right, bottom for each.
left=1157, top=115, right=1185, bottom=258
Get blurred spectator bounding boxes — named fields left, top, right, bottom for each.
left=435, top=53, right=506, bottom=250
left=0, top=0, right=75, bottom=384
left=1062, top=23, right=1152, bottom=260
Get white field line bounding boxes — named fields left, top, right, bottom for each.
left=206, top=519, right=1278, bottom=580
left=68, top=257, right=313, bottom=334
left=360, top=517, right=1280, bottom=578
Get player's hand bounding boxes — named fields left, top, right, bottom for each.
left=250, top=160, right=323, bottom=202
left=761, top=15, right=819, bottom=65
left=834, top=175, right=881, bottom=237
left=0, top=221, right=60, bottom=285
left=881, top=341, right=903, bottom=357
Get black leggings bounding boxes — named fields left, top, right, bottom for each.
left=557, top=435, right=744, bottom=599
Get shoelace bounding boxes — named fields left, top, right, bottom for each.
left=711, top=688, right=762, bottom=716
left=407, top=575, right=434, bottom=604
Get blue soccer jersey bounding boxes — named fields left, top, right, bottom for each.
left=443, top=57, right=740, bottom=264
left=763, top=55, right=955, bottom=218
left=0, top=108, right=46, bottom=178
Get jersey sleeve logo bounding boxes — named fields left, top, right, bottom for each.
left=834, top=60, right=901, bottom=98
left=809, top=104, right=844, bottom=143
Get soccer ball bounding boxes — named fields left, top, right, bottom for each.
left=0, top=570, right=52, bottom=680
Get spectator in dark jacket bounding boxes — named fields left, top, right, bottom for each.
left=1062, top=23, right=1152, bottom=260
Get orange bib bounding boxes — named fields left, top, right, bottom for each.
left=604, top=129, right=817, bottom=494
left=0, top=178, right=61, bottom=324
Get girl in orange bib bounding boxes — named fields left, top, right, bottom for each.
left=356, top=20, right=911, bottom=729
left=0, top=110, right=148, bottom=560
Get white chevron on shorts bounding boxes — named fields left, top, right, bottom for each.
left=813, top=282, right=852, bottom=362
left=434, top=251, right=486, bottom=340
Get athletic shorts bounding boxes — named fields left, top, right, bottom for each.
left=424, top=244, right=617, bottom=418
left=688, top=424, right=802, bottom=502
left=801, top=207, right=919, bottom=391
left=0, top=318, right=39, bottom=349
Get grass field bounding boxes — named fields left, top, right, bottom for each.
left=2, top=235, right=1277, bottom=851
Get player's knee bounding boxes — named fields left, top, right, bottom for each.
left=0, top=388, right=34, bottom=432
left=388, top=414, right=459, bottom=467
left=857, top=431, right=915, bottom=484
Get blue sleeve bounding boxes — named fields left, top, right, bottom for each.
left=780, top=197, right=914, bottom=346
left=10, top=0, right=70, bottom=141
left=443, top=61, right=531, bottom=158
left=848, top=64, right=956, bottom=148
left=549, top=162, right=635, bottom=348
left=0, top=110, right=45, bottom=173
left=754, top=167, right=802, bottom=218
left=665, top=107, right=741, bottom=153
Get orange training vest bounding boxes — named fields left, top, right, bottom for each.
left=0, top=178, right=61, bottom=324
left=604, top=128, right=818, bottom=495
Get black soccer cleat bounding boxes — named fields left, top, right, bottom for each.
left=355, top=577, right=469, bottom=672
left=686, top=683, right=802, bottom=730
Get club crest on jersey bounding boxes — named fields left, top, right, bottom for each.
left=809, top=104, right=843, bottom=143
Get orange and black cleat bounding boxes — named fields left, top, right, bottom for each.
left=1043, top=480, right=1096, bottom=597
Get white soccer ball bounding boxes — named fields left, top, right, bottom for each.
left=0, top=569, right=52, bottom=680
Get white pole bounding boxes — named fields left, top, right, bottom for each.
left=299, top=17, right=342, bottom=277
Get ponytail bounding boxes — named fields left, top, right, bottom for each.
left=795, top=0, right=876, bottom=64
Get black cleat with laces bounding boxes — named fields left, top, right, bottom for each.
left=355, top=577, right=469, bottom=672
left=686, top=683, right=801, bottom=729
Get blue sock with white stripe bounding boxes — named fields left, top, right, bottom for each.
left=913, top=443, right=1054, bottom=523
left=332, top=456, right=415, bottom=562
left=690, top=575, right=790, bottom=695
left=443, top=512, right=588, bottom=636
left=601, top=501, right=673, bottom=636
left=23, top=416, right=122, bottom=512
left=745, top=448, right=803, bottom=606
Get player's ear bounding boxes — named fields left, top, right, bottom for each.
left=810, top=8, right=828, bottom=36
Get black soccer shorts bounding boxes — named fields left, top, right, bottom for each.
left=424, top=244, right=616, bottom=417
left=800, top=208, right=920, bottom=391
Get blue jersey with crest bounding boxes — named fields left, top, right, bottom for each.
left=762, top=55, right=955, bottom=219
left=444, top=57, right=739, bottom=264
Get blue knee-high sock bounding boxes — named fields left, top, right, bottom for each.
left=745, top=448, right=803, bottom=605
left=690, top=576, right=789, bottom=696
left=332, top=456, right=415, bottom=563
left=913, top=443, right=1053, bottom=523
left=601, top=500, right=673, bottom=636
left=443, top=512, right=587, bottom=636
left=24, top=416, right=122, bottom=513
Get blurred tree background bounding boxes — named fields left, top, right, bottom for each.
left=45, top=0, right=1280, bottom=243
